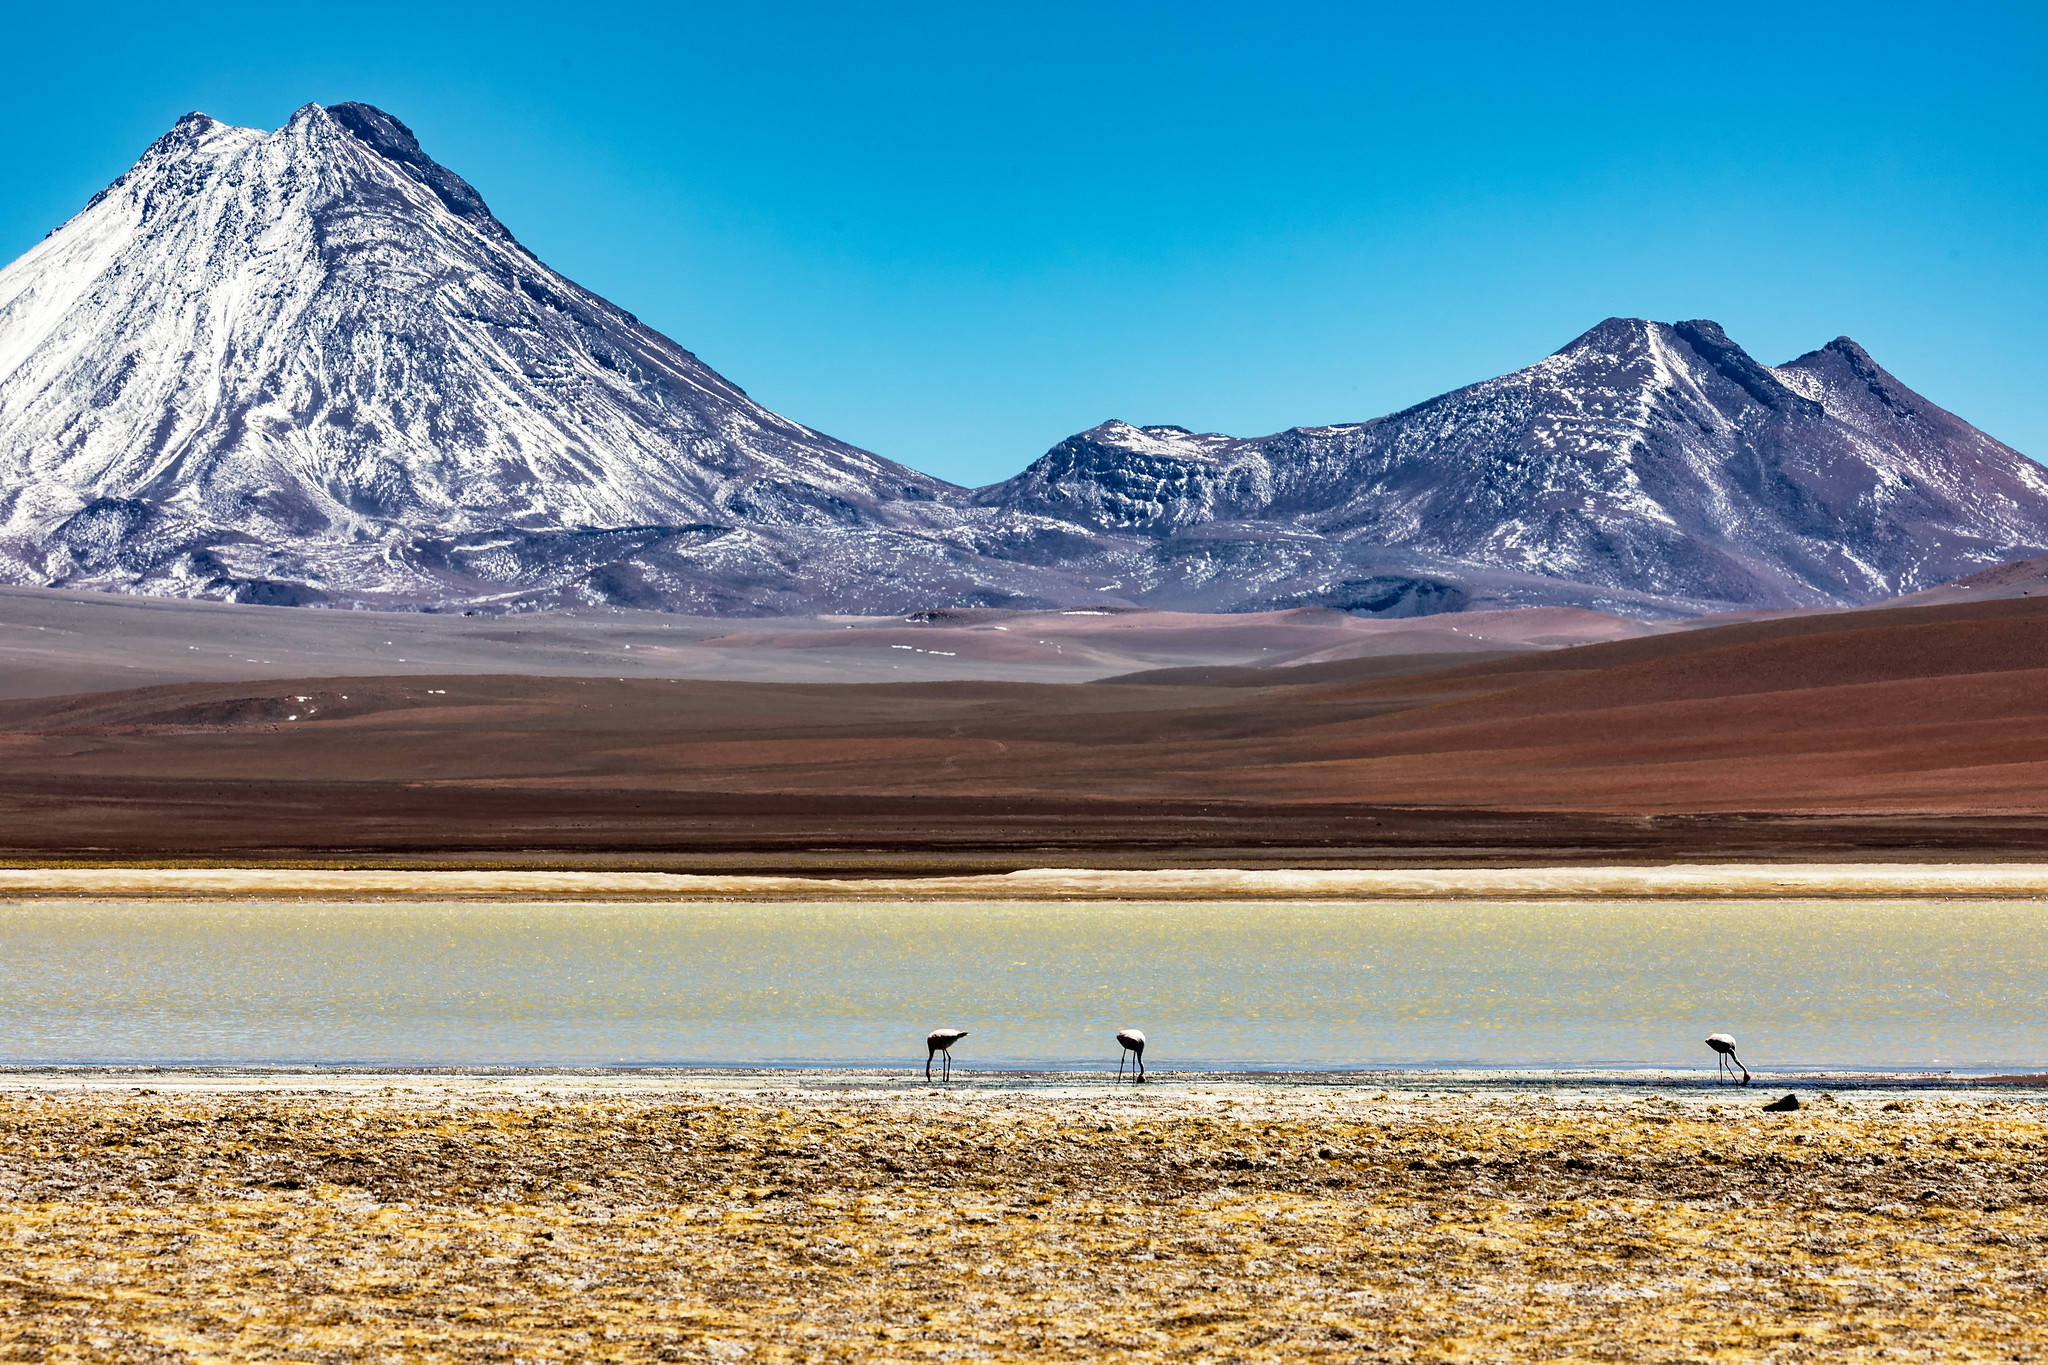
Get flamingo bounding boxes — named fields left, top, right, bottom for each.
left=1115, top=1029, right=1147, bottom=1082
left=925, top=1028, right=967, bottom=1082
left=1705, top=1032, right=1750, bottom=1086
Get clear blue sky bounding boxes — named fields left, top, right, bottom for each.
left=2, top=1, right=2042, bottom=486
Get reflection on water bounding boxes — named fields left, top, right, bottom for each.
left=0, top=900, right=2043, bottom=1070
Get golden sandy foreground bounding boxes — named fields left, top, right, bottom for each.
left=1, top=1087, right=2045, bottom=1362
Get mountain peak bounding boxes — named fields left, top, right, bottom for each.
left=1541, top=316, right=1810, bottom=413
left=1776, top=333, right=1940, bottom=426
left=1555, top=316, right=1747, bottom=359
left=1556, top=316, right=1657, bottom=355
left=0, top=97, right=987, bottom=612
left=1783, top=334, right=1890, bottom=382
left=7, top=107, right=2045, bottom=620
left=312, top=101, right=502, bottom=233
left=139, top=110, right=249, bottom=162
left=1075, top=419, right=1230, bottom=454
left=983, top=314, right=2048, bottom=613
left=1673, top=317, right=1735, bottom=347
left=1823, top=335, right=1875, bottom=365
left=327, top=101, right=425, bottom=157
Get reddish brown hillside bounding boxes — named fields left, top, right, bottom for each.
left=6, top=596, right=2048, bottom=864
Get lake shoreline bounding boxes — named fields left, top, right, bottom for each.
left=0, top=1067, right=2041, bottom=1095
left=10, top=861, right=2048, bottom=901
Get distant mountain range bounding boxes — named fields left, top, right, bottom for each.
left=3, top=103, right=2045, bottom=617
left=978, top=320, right=2048, bottom=616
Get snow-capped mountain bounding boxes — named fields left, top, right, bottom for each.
left=0, top=102, right=1068, bottom=611
left=979, top=318, right=2048, bottom=613
left=2, top=104, right=2044, bottom=618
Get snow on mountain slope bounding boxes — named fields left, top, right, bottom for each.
left=0, top=103, right=1068, bottom=611
left=978, top=318, right=2048, bottom=613
left=2, top=103, right=2043, bottom=619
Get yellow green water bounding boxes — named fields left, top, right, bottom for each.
left=0, top=899, right=2042, bottom=1071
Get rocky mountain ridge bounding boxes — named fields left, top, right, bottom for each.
left=980, top=318, right=2048, bottom=614
left=2, top=104, right=2043, bottom=617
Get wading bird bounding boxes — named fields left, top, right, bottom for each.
left=1706, top=1032, right=1751, bottom=1086
left=1116, top=1029, right=1147, bottom=1082
left=925, top=1028, right=968, bottom=1082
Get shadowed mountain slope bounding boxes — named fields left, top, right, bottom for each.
left=0, top=103, right=1072, bottom=613
left=979, top=321, right=2048, bottom=614
left=3, top=105, right=2044, bottom=617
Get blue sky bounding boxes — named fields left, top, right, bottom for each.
left=1, top=1, right=2042, bottom=486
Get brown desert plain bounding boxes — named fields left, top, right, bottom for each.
left=5, top=588, right=2048, bottom=867
left=7, top=580, right=2048, bottom=1362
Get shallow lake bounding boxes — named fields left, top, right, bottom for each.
left=0, top=899, right=2043, bottom=1072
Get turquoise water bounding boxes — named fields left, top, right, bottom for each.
left=0, top=899, right=2043, bottom=1071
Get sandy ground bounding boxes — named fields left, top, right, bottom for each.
left=12, top=863, right=2048, bottom=901
left=8, top=595, right=2048, bottom=868
left=0, top=584, right=1641, bottom=700
left=0, top=1082, right=2044, bottom=1362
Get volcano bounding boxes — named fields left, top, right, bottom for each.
left=979, top=318, right=2048, bottom=614
left=3, top=104, right=2045, bottom=617
left=0, top=102, right=1067, bottom=612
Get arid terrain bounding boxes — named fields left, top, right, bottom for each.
left=5, top=594, right=2048, bottom=866
left=0, top=1084, right=2043, bottom=1362
left=0, top=584, right=1654, bottom=700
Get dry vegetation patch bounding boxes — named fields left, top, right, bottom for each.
left=1, top=1089, right=2045, bottom=1361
